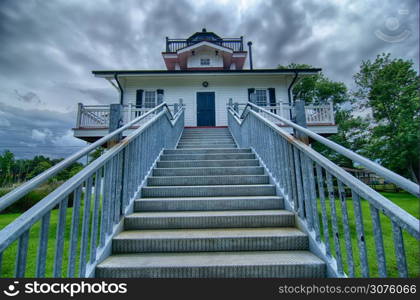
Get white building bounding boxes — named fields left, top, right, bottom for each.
left=73, top=29, right=336, bottom=142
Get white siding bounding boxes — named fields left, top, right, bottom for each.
left=187, top=49, right=223, bottom=68
left=122, top=74, right=290, bottom=126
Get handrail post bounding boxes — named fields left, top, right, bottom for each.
left=128, top=103, right=132, bottom=122
left=279, top=101, right=283, bottom=118
left=76, top=103, right=83, bottom=128
left=329, top=101, right=335, bottom=124
left=293, top=100, right=309, bottom=145
left=108, top=104, right=123, bottom=148
left=228, top=98, right=233, bottom=107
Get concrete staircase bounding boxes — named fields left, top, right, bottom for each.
left=96, top=128, right=326, bottom=278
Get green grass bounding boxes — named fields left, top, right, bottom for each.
left=0, top=192, right=418, bottom=278
left=318, top=192, right=419, bottom=277
left=0, top=206, right=89, bottom=278
left=0, top=196, right=102, bottom=278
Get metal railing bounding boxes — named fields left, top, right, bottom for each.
left=76, top=103, right=178, bottom=129
left=228, top=102, right=419, bottom=278
left=0, top=103, right=184, bottom=277
left=166, top=37, right=243, bottom=52
left=232, top=101, right=335, bottom=125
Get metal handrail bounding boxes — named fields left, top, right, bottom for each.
left=228, top=103, right=419, bottom=277
left=0, top=102, right=178, bottom=212
left=230, top=106, right=419, bottom=236
left=0, top=105, right=184, bottom=278
left=240, top=102, right=419, bottom=198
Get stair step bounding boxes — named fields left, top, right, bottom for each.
left=124, top=210, right=294, bottom=229
left=141, top=184, right=275, bottom=197
left=134, top=196, right=284, bottom=211
left=179, top=138, right=234, bottom=144
left=180, top=136, right=233, bottom=140
left=112, top=227, right=308, bottom=253
left=156, top=160, right=258, bottom=168
left=153, top=166, right=265, bottom=176
left=178, top=142, right=236, bottom=146
left=163, top=148, right=251, bottom=154
left=177, top=144, right=237, bottom=149
left=181, top=134, right=233, bottom=138
left=147, top=175, right=269, bottom=186
left=183, top=129, right=229, bottom=132
left=96, top=251, right=326, bottom=278
left=160, top=153, right=254, bottom=161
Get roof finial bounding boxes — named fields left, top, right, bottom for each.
left=202, top=28, right=207, bottom=32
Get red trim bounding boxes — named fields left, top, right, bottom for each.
left=184, top=126, right=228, bottom=128
left=186, top=67, right=225, bottom=71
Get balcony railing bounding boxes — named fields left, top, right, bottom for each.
left=75, top=103, right=179, bottom=129
left=232, top=101, right=335, bottom=126
left=166, top=37, right=244, bottom=52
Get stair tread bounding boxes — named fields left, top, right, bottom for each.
left=136, top=196, right=282, bottom=201
left=97, top=251, right=324, bottom=268
left=143, top=184, right=274, bottom=187
left=148, top=175, right=268, bottom=179
left=154, top=166, right=262, bottom=170
left=164, top=148, right=250, bottom=151
left=127, top=209, right=292, bottom=218
left=114, top=227, right=306, bottom=240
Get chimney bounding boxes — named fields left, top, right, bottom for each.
left=247, top=41, right=253, bottom=70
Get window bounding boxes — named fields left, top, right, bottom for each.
left=200, top=58, right=210, bottom=66
left=144, top=91, right=156, bottom=108
left=255, top=89, right=268, bottom=106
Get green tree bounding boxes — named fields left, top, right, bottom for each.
left=0, top=150, right=15, bottom=186
left=353, top=53, right=420, bottom=182
left=28, top=160, right=53, bottom=179
left=278, top=63, right=348, bottom=108
left=278, top=63, right=368, bottom=166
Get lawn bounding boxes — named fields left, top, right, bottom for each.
left=0, top=192, right=418, bottom=278
left=318, top=192, right=419, bottom=277
left=0, top=207, right=79, bottom=278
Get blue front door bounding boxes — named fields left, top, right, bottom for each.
left=196, top=92, right=215, bottom=126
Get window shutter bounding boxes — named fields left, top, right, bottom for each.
left=268, top=88, right=276, bottom=106
left=157, top=89, right=164, bottom=104
left=247, top=88, right=255, bottom=103
left=136, top=89, right=144, bottom=107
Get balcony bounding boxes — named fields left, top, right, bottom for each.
left=166, top=37, right=244, bottom=53
left=233, top=101, right=336, bottom=135
left=73, top=103, right=179, bottom=142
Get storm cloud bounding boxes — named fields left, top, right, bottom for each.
left=0, top=0, right=418, bottom=158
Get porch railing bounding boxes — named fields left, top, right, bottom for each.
left=0, top=103, right=184, bottom=277
left=76, top=103, right=178, bottom=129
left=228, top=102, right=419, bottom=278
left=232, top=101, right=335, bottom=125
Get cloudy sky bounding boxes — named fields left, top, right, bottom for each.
left=0, top=0, right=418, bottom=159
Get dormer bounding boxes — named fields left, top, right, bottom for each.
left=162, top=29, right=247, bottom=71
